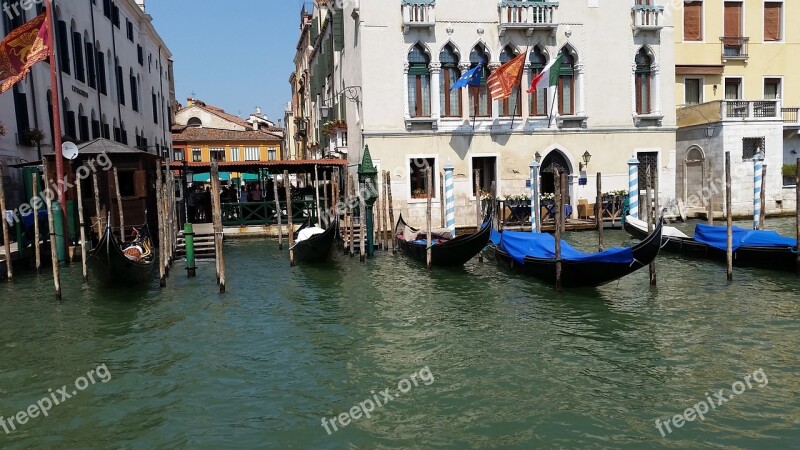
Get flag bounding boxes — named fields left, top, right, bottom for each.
left=487, top=53, right=525, bottom=101
left=526, top=54, right=563, bottom=94
left=0, top=13, right=50, bottom=94
left=450, top=62, right=483, bottom=91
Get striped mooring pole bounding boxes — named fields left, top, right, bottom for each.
left=529, top=158, right=541, bottom=233
left=627, top=156, right=640, bottom=219
left=444, top=162, right=456, bottom=237
left=753, top=152, right=764, bottom=230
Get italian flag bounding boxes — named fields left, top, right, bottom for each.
left=526, top=55, right=563, bottom=94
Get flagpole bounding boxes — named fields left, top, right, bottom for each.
left=546, top=86, right=558, bottom=129
left=510, top=46, right=528, bottom=130
left=47, top=0, right=67, bottom=257
left=471, top=85, right=477, bottom=130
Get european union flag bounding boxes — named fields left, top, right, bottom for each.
left=450, top=63, right=483, bottom=91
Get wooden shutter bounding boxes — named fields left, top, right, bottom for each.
left=724, top=2, right=742, bottom=38
left=764, top=2, right=781, bottom=41
left=683, top=2, right=702, bottom=41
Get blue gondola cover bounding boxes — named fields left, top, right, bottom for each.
left=694, top=224, right=797, bottom=252
left=498, top=231, right=634, bottom=264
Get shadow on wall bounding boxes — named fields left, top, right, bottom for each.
left=449, top=133, right=473, bottom=160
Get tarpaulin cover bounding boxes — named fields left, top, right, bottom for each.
left=499, top=230, right=634, bottom=265
left=694, top=224, right=797, bottom=252
left=490, top=229, right=502, bottom=245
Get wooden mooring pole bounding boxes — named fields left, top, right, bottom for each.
left=646, top=166, right=656, bottom=287
left=113, top=167, right=125, bottom=241
left=474, top=169, right=482, bottom=262
left=349, top=174, right=356, bottom=258
left=42, top=158, right=60, bottom=298
left=707, top=159, right=714, bottom=225
left=322, top=171, right=329, bottom=227
left=272, top=174, right=282, bottom=250
left=725, top=152, right=733, bottom=282
left=76, top=169, right=88, bottom=282
left=284, top=170, right=294, bottom=267
left=314, top=165, right=322, bottom=227
left=795, top=158, right=799, bottom=275
left=386, top=171, right=396, bottom=254
left=92, top=172, right=102, bottom=236
left=382, top=171, right=389, bottom=251
left=596, top=172, right=603, bottom=252
left=211, top=161, right=225, bottom=292
left=32, top=172, right=41, bottom=272
left=359, top=188, right=366, bottom=263
left=554, top=170, right=563, bottom=292
left=0, top=162, right=12, bottom=282
left=156, top=165, right=166, bottom=286
left=439, top=171, right=445, bottom=228
left=426, top=168, right=433, bottom=269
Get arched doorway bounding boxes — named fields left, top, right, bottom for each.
left=684, top=146, right=705, bottom=203
left=540, top=150, right=572, bottom=195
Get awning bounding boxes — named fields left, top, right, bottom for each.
left=241, top=173, right=260, bottom=181
left=192, top=172, right=231, bottom=183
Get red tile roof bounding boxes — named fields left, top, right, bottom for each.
left=172, top=126, right=282, bottom=143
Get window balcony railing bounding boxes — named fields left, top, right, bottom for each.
left=499, top=0, right=559, bottom=37
left=783, top=107, right=800, bottom=127
left=402, top=0, right=435, bottom=34
left=632, top=4, right=664, bottom=34
left=720, top=36, right=749, bottom=61
left=720, top=100, right=781, bottom=120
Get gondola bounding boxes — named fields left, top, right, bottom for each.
left=291, top=218, right=338, bottom=264
left=624, top=215, right=798, bottom=272
left=88, top=221, right=155, bottom=285
left=491, top=218, right=663, bottom=288
left=393, top=211, right=492, bottom=267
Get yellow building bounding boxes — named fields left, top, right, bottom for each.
left=672, top=0, right=798, bottom=216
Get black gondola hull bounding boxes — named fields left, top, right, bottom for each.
left=293, top=220, right=338, bottom=264
left=493, top=221, right=663, bottom=288
left=394, top=215, right=492, bottom=267
left=623, top=219, right=797, bottom=272
left=88, top=227, right=154, bottom=285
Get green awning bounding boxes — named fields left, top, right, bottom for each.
left=241, top=173, right=260, bottom=181
left=192, top=172, right=231, bottom=183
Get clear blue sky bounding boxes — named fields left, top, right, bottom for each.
left=148, top=0, right=300, bottom=125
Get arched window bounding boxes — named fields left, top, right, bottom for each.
left=71, top=21, right=85, bottom=82
left=187, top=117, right=203, bottom=127
left=407, top=44, right=431, bottom=118
left=499, top=46, right=521, bottom=116
left=64, top=98, right=76, bottom=139
left=635, top=48, right=652, bottom=114
left=101, top=114, right=109, bottom=139
left=557, top=49, right=575, bottom=115
left=439, top=44, right=461, bottom=118
left=91, top=109, right=99, bottom=139
left=129, top=68, right=138, bottom=112
left=469, top=44, right=491, bottom=117
left=56, top=15, right=70, bottom=75
left=85, top=32, right=96, bottom=89
left=529, top=46, right=547, bottom=116
left=78, top=104, right=89, bottom=142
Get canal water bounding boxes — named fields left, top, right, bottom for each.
left=0, top=219, right=798, bottom=449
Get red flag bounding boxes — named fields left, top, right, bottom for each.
left=0, top=13, right=50, bottom=94
left=487, top=53, right=526, bottom=101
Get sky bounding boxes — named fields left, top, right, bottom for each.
left=147, top=0, right=301, bottom=126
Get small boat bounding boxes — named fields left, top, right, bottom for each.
left=393, top=212, right=492, bottom=267
left=624, top=215, right=798, bottom=272
left=291, top=218, right=338, bottom=264
left=89, top=221, right=155, bottom=285
left=491, top=219, right=663, bottom=288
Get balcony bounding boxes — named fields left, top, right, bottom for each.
left=498, top=0, right=558, bottom=37
left=677, top=100, right=782, bottom=128
left=402, top=0, right=435, bottom=34
left=720, top=36, right=749, bottom=61
left=631, top=4, right=664, bottom=35
left=783, top=107, right=800, bottom=129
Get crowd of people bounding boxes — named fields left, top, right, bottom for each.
left=185, top=179, right=307, bottom=223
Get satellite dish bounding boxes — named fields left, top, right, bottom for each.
left=62, top=142, right=79, bottom=160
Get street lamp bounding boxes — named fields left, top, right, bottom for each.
left=535, top=151, right=542, bottom=163
left=579, top=150, right=592, bottom=171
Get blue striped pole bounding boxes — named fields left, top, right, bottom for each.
left=529, top=158, right=541, bottom=232
left=628, top=156, right=640, bottom=219
left=753, top=152, right=763, bottom=230
left=444, top=162, right=455, bottom=237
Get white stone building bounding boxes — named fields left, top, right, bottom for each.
left=0, top=0, right=175, bottom=205
left=323, top=0, right=677, bottom=226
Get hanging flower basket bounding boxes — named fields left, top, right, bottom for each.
left=321, top=119, right=346, bottom=137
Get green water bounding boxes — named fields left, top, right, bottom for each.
left=1, top=219, right=798, bottom=449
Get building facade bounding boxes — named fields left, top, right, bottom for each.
left=673, top=0, right=798, bottom=215
left=308, top=0, right=678, bottom=226
left=172, top=98, right=284, bottom=169
left=0, top=0, right=175, bottom=206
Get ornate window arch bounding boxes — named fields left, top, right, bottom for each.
left=635, top=47, right=654, bottom=114
left=439, top=43, right=461, bottom=118
left=407, top=43, right=431, bottom=118
left=469, top=43, right=491, bottom=117
left=529, top=46, right=549, bottom=116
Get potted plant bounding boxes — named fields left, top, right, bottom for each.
left=412, top=188, right=427, bottom=199
left=540, top=192, right=555, bottom=205
left=321, top=119, right=346, bottom=137
left=783, top=164, right=797, bottom=185
left=21, top=128, right=44, bottom=147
